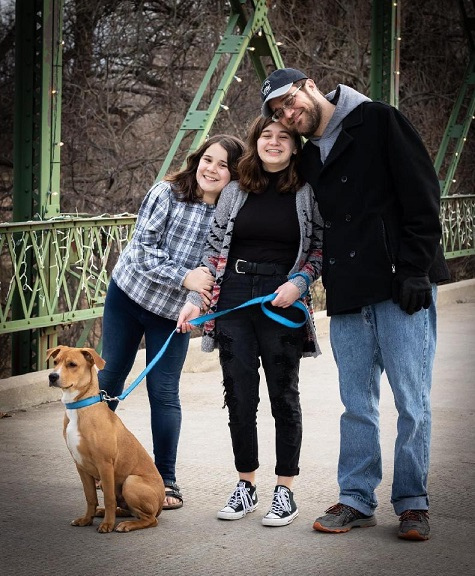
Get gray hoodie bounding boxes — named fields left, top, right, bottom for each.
left=310, top=84, right=371, bottom=163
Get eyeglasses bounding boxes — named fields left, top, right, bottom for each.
left=271, top=84, right=303, bottom=122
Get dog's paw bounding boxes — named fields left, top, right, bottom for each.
left=71, top=516, right=94, bottom=527
left=115, top=521, right=132, bottom=532
left=115, top=517, right=158, bottom=532
left=97, top=521, right=115, bottom=533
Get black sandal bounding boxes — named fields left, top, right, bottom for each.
left=163, top=481, right=183, bottom=510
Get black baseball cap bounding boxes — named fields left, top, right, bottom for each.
left=261, top=68, right=308, bottom=117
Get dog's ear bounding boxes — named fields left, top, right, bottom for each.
left=80, top=348, right=106, bottom=370
left=46, top=346, right=65, bottom=361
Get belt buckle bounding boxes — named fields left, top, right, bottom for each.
left=235, top=259, right=246, bottom=274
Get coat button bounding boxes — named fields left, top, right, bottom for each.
left=325, top=221, right=332, bottom=228
left=349, top=250, right=356, bottom=258
left=329, top=258, right=336, bottom=265
left=341, top=176, right=348, bottom=183
left=345, top=214, right=352, bottom=221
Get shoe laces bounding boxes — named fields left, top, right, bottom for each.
left=227, top=482, right=255, bottom=512
left=269, top=487, right=292, bottom=515
left=325, top=503, right=364, bottom=518
left=399, top=509, right=429, bottom=522
left=325, top=502, right=369, bottom=520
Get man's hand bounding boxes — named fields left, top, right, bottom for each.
left=392, top=273, right=432, bottom=315
left=183, top=266, right=214, bottom=292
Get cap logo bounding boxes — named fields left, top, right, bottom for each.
left=261, top=79, right=271, bottom=97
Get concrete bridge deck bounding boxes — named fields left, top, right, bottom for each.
left=1, top=279, right=474, bottom=576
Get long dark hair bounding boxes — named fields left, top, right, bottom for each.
left=165, top=134, right=245, bottom=203
left=238, top=116, right=304, bottom=194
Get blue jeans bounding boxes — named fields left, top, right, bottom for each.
left=98, top=279, right=190, bottom=485
left=215, top=269, right=305, bottom=477
left=330, top=285, right=437, bottom=516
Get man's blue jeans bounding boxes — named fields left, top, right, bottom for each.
left=98, top=279, right=190, bottom=485
left=330, top=286, right=437, bottom=516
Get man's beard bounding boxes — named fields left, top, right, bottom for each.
left=300, top=90, right=323, bottom=138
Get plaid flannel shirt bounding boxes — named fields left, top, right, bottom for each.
left=113, top=180, right=216, bottom=320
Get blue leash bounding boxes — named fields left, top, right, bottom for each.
left=65, top=292, right=309, bottom=410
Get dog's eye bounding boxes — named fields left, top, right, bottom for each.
left=68, top=361, right=77, bottom=368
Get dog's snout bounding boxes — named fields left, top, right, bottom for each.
left=49, top=372, right=60, bottom=387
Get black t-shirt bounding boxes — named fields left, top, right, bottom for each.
left=229, top=171, right=300, bottom=267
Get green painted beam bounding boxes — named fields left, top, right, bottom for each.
left=370, top=0, right=400, bottom=107
left=434, top=54, right=475, bottom=196
left=156, top=0, right=284, bottom=180
left=12, top=0, right=64, bottom=374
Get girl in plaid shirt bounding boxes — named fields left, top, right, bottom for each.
left=98, top=135, right=244, bottom=510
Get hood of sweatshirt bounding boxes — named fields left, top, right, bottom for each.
left=310, top=84, right=371, bottom=163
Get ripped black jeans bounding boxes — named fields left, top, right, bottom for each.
left=215, top=269, right=305, bottom=477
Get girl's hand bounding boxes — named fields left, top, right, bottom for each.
left=183, top=266, right=214, bottom=292
left=176, top=302, right=201, bottom=333
left=200, top=288, right=213, bottom=310
left=271, top=282, right=300, bottom=308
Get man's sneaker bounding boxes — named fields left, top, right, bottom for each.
left=398, top=509, right=430, bottom=541
left=217, top=480, right=258, bottom=520
left=262, top=485, right=299, bottom=527
left=313, top=503, right=377, bottom=533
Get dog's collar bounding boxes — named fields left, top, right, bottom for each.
left=64, top=393, right=103, bottom=410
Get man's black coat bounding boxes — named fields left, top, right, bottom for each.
left=301, top=101, right=450, bottom=316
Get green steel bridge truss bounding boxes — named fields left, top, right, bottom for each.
left=2, top=0, right=474, bottom=375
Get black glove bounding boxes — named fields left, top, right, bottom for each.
left=392, top=273, right=432, bottom=315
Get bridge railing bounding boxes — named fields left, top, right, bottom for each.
left=0, top=215, right=135, bottom=336
left=440, top=194, right=475, bottom=257
left=0, top=196, right=474, bottom=374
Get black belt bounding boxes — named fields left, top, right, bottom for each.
left=229, top=258, right=289, bottom=276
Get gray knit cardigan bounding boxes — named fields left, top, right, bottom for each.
left=187, top=180, right=324, bottom=358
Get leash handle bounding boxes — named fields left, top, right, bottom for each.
left=117, top=293, right=309, bottom=402
left=258, top=297, right=308, bottom=329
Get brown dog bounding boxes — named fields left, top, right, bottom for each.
left=47, top=345, right=165, bottom=533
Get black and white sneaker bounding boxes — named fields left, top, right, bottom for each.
left=262, top=485, right=299, bottom=527
left=217, top=480, right=258, bottom=520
